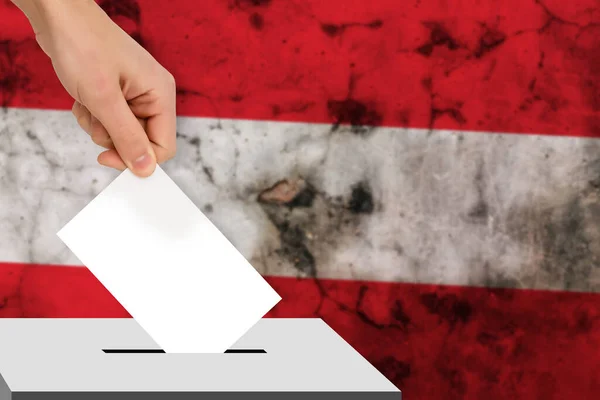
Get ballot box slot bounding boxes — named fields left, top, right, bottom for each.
left=102, top=348, right=266, bottom=354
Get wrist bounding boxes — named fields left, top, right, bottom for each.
left=11, top=0, right=56, bottom=32
left=11, top=0, right=95, bottom=55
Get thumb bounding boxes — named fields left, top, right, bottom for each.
left=86, top=88, right=157, bottom=177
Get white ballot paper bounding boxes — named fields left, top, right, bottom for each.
left=57, top=166, right=281, bottom=353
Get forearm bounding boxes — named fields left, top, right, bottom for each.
left=10, top=0, right=96, bottom=54
left=11, top=0, right=58, bottom=33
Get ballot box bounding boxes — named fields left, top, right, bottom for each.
left=0, top=318, right=401, bottom=399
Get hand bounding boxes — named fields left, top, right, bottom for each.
left=12, top=0, right=176, bottom=177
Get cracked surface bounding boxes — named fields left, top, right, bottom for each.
left=1, top=0, right=599, bottom=135
left=1, top=0, right=600, bottom=398
left=2, top=109, right=600, bottom=292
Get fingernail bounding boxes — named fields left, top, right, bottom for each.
left=132, top=153, right=153, bottom=171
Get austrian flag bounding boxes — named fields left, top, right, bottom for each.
left=1, top=0, right=599, bottom=399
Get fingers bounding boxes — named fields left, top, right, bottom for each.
left=73, top=101, right=113, bottom=149
left=72, top=68, right=177, bottom=175
left=73, top=101, right=148, bottom=172
left=97, top=149, right=127, bottom=171
left=72, top=101, right=91, bottom=136
left=129, top=71, right=177, bottom=164
left=84, top=87, right=157, bottom=177
left=73, top=99, right=172, bottom=173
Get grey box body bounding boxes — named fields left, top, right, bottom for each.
left=0, top=318, right=400, bottom=399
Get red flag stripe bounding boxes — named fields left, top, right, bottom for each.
left=1, top=0, right=599, bottom=137
left=1, top=261, right=599, bottom=399
left=2, top=0, right=600, bottom=398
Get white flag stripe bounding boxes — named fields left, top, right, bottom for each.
left=1, top=107, right=599, bottom=292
